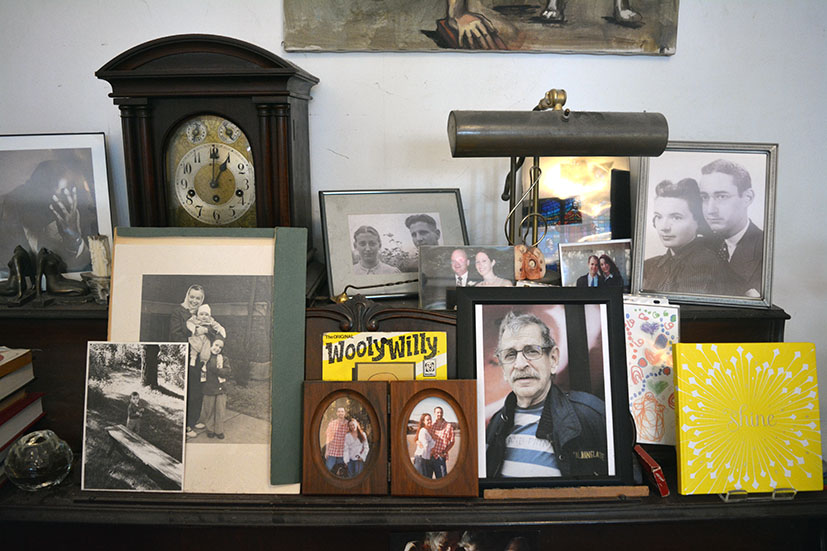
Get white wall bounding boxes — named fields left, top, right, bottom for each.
left=2, top=1, right=826, bottom=456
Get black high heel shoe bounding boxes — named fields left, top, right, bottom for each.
left=36, top=247, right=88, bottom=300
left=0, top=245, right=35, bottom=306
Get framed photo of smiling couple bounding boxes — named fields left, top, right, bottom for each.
left=456, top=287, right=635, bottom=489
left=633, top=141, right=778, bottom=307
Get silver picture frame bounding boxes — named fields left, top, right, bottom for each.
left=320, top=189, right=469, bottom=299
left=632, top=141, right=777, bottom=307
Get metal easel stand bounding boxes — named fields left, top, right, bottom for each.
left=718, top=487, right=797, bottom=503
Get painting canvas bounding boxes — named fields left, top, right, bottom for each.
left=284, top=0, right=678, bottom=55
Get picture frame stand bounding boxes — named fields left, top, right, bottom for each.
left=718, top=488, right=797, bottom=503
left=483, top=485, right=649, bottom=500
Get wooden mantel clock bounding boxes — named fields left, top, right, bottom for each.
left=96, top=34, right=319, bottom=231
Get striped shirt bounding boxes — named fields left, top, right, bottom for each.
left=500, top=405, right=562, bottom=478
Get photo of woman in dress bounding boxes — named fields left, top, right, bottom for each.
left=642, top=179, right=740, bottom=295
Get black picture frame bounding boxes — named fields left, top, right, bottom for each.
left=457, top=287, right=633, bottom=489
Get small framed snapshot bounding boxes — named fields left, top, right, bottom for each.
left=457, top=287, right=634, bottom=489
left=320, top=189, right=469, bottom=299
left=82, top=341, right=188, bottom=492
left=419, top=245, right=515, bottom=310
left=633, top=141, right=777, bottom=307
left=0, top=133, right=113, bottom=280
left=559, top=239, right=632, bottom=293
left=390, top=380, right=478, bottom=497
left=108, top=227, right=307, bottom=493
left=302, top=381, right=388, bottom=495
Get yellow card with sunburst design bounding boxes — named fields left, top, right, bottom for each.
left=674, top=343, right=822, bottom=495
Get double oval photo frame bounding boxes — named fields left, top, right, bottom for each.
left=302, top=380, right=478, bottom=497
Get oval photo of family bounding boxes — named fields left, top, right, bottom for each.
left=406, top=396, right=460, bottom=480
left=318, top=397, right=373, bottom=479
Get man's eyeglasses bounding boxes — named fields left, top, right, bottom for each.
left=496, top=344, right=551, bottom=365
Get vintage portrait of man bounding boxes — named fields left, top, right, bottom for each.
left=638, top=145, right=772, bottom=302
left=475, top=303, right=614, bottom=480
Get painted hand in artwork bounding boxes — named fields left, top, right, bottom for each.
left=51, top=186, right=84, bottom=255
left=447, top=0, right=500, bottom=50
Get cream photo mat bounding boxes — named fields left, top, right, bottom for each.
left=109, top=232, right=299, bottom=494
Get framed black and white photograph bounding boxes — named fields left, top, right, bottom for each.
left=82, top=341, right=188, bottom=492
left=109, top=227, right=307, bottom=493
left=457, top=287, right=634, bottom=488
left=0, top=133, right=113, bottom=280
left=320, top=189, right=469, bottom=298
left=559, top=239, right=632, bottom=293
left=419, top=245, right=515, bottom=310
left=633, top=141, right=777, bottom=307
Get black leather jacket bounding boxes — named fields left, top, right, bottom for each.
left=485, top=384, right=608, bottom=478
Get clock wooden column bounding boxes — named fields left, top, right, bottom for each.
left=97, top=34, right=319, bottom=234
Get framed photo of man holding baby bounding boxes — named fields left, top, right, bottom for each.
left=633, top=142, right=777, bottom=307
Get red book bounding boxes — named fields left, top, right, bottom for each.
left=0, top=392, right=45, bottom=452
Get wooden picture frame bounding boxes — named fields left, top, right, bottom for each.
left=0, top=133, right=113, bottom=281
left=108, top=226, right=307, bottom=492
left=319, top=189, right=469, bottom=299
left=390, top=380, right=478, bottom=497
left=457, top=287, right=634, bottom=489
left=633, top=141, right=778, bottom=307
left=302, top=381, right=388, bottom=495
left=305, top=295, right=458, bottom=381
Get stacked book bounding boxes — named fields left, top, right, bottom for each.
left=0, top=347, right=44, bottom=485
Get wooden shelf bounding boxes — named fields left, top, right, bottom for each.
left=1, top=297, right=820, bottom=551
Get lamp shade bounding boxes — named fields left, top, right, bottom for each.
left=447, top=110, right=668, bottom=158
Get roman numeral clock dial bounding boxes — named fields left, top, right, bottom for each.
left=166, top=114, right=256, bottom=226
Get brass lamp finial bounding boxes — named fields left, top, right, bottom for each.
left=537, top=89, right=567, bottom=111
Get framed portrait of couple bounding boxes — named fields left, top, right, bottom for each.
left=319, top=189, right=469, bottom=299
left=633, top=141, right=777, bottom=307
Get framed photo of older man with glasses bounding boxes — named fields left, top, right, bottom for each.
left=633, top=141, right=777, bottom=307
left=457, top=287, right=634, bottom=488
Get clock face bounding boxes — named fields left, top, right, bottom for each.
left=165, top=114, right=256, bottom=226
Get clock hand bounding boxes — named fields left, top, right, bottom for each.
left=210, top=156, right=230, bottom=189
